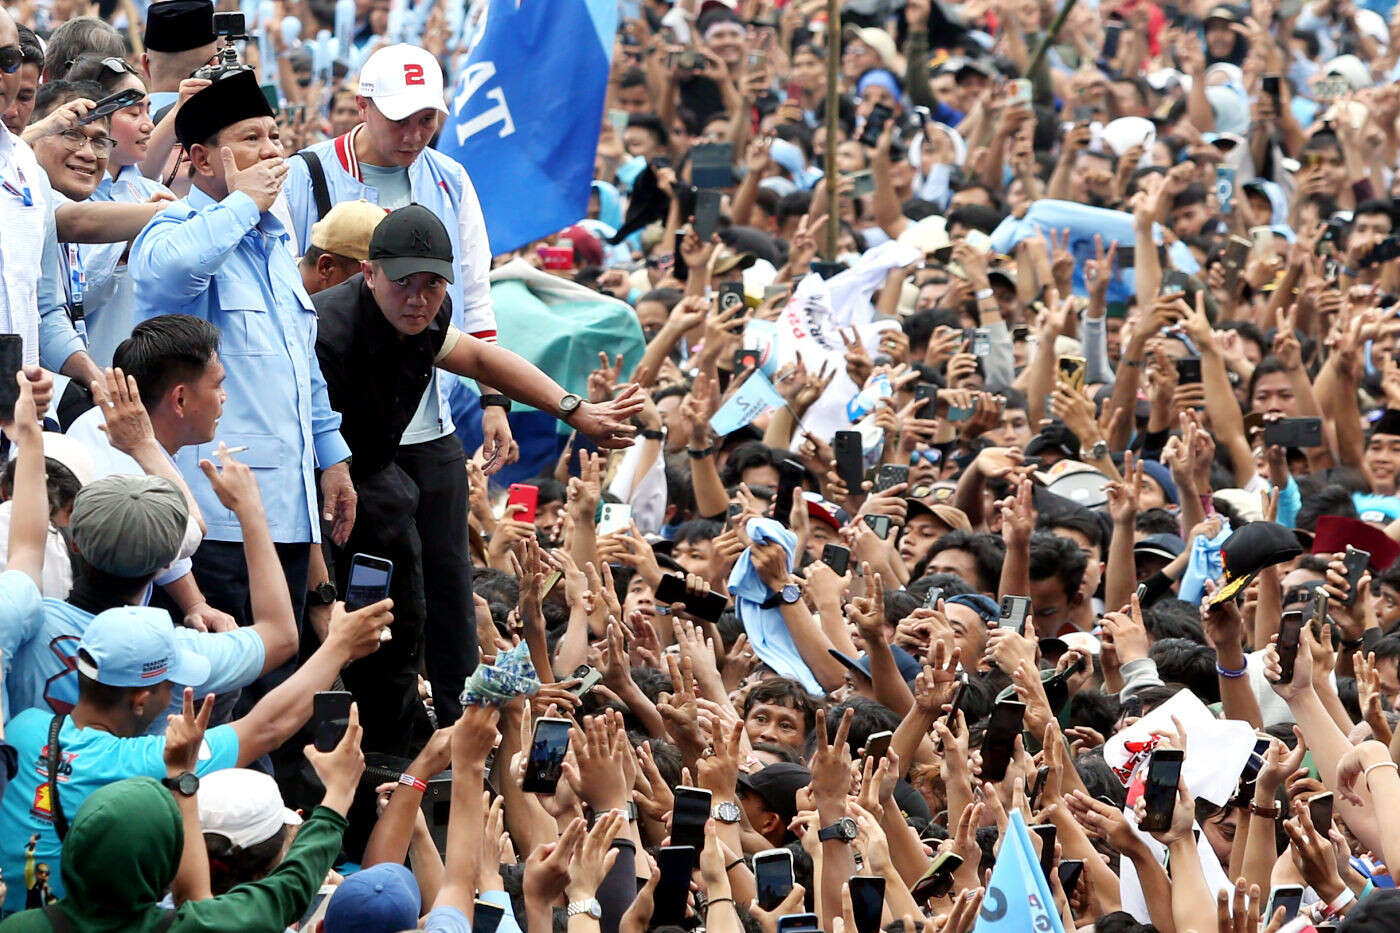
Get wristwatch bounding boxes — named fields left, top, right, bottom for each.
left=1088, top=439, right=1109, bottom=460
left=760, top=582, right=801, bottom=610
left=713, top=800, right=742, bottom=824
left=557, top=393, right=584, bottom=421
left=162, top=772, right=199, bottom=798
left=589, top=801, right=639, bottom=826
left=307, top=581, right=337, bottom=606
left=480, top=393, right=512, bottom=412
left=567, top=899, right=603, bottom=920
left=817, top=817, right=858, bottom=843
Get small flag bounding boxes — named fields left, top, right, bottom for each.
left=974, top=810, right=1064, bottom=933
left=709, top=371, right=787, bottom=437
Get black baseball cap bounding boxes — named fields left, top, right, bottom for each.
left=1208, top=521, right=1303, bottom=606
left=737, top=763, right=811, bottom=824
left=368, top=204, right=455, bottom=283
left=1025, top=422, right=1081, bottom=460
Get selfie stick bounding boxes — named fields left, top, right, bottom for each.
left=1027, top=0, right=1079, bottom=75
left=823, top=0, right=840, bottom=260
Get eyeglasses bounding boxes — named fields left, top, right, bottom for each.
left=56, top=129, right=114, bottom=157
left=0, top=45, right=23, bottom=75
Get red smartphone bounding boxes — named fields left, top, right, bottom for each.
left=538, top=242, right=574, bottom=270
left=507, top=483, right=540, bottom=524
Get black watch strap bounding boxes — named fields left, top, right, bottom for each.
left=480, top=393, right=512, bottom=411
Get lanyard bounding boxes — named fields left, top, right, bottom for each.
left=2, top=165, right=32, bottom=207
left=63, top=244, right=87, bottom=343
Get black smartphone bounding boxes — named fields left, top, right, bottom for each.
left=1343, top=546, right=1371, bottom=607
left=979, top=700, right=1027, bottom=783
left=849, top=875, right=885, bottom=933
left=943, top=674, right=968, bottom=725
left=474, top=902, right=505, bottom=933
left=1031, top=824, right=1056, bottom=880
left=910, top=851, right=963, bottom=901
left=1160, top=268, right=1193, bottom=298
left=822, top=543, right=851, bottom=577
left=924, top=586, right=944, bottom=610
left=1174, top=357, right=1202, bottom=385
left=1263, top=416, right=1323, bottom=448
left=79, top=87, right=145, bottom=124
left=717, top=280, right=746, bottom=316
left=344, top=553, right=393, bottom=611
left=859, top=103, right=893, bottom=147
left=1362, top=235, right=1400, bottom=267
left=1139, top=748, right=1185, bottom=832
left=672, top=230, right=689, bottom=282
left=753, top=848, right=795, bottom=911
left=1265, top=885, right=1304, bottom=923
left=865, top=730, right=893, bottom=761
left=691, top=142, right=735, bottom=188
left=1058, top=859, right=1085, bottom=894
left=1276, top=608, right=1304, bottom=684
left=311, top=690, right=353, bottom=752
left=776, top=914, right=821, bottom=933
left=653, top=846, right=697, bottom=927
left=1309, top=791, right=1334, bottom=835
left=834, top=430, right=865, bottom=491
left=1029, top=766, right=1050, bottom=809
left=671, top=785, right=712, bottom=851
left=998, top=595, right=1031, bottom=636
left=0, top=334, right=22, bottom=421
left=915, top=382, right=938, bottom=420
left=773, top=458, right=806, bottom=528
left=654, top=572, right=728, bottom=622
left=1102, top=20, right=1123, bottom=61
left=693, top=188, right=722, bottom=241
left=651, top=155, right=673, bottom=171
left=875, top=464, right=909, bottom=492
left=567, top=664, right=603, bottom=697
left=863, top=514, right=892, bottom=540
left=521, top=716, right=572, bottom=794
left=1262, top=73, right=1281, bottom=108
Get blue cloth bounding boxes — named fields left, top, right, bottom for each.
left=81, top=165, right=172, bottom=367
left=129, top=188, right=350, bottom=544
left=973, top=809, right=1064, bottom=933
left=436, top=0, right=618, bottom=254
left=727, top=518, right=823, bottom=695
left=1278, top=475, right=1302, bottom=529
left=422, top=905, right=473, bottom=932
left=0, top=710, right=238, bottom=912
left=1179, top=523, right=1233, bottom=607
left=0, top=570, right=265, bottom=731
left=34, top=182, right=86, bottom=374
left=481, top=888, right=525, bottom=933
left=710, top=371, right=786, bottom=436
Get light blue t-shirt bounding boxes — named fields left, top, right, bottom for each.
left=0, top=570, right=266, bottom=730
left=423, top=905, right=473, bottom=933
left=0, top=711, right=238, bottom=911
left=359, top=161, right=452, bottom=448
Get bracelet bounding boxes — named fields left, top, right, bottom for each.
left=398, top=773, right=428, bottom=793
left=1341, top=636, right=1365, bottom=651
left=705, top=898, right=735, bottom=914
left=1363, top=760, right=1399, bottom=782
left=480, top=393, right=511, bottom=411
left=640, top=428, right=665, bottom=440
left=1249, top=802, right=1280, bottom=819
left=687, top=445, right=715, bottom=459
left=725, top=857, right=746, bottom=871
left=1321, top=886, right=1357, bottom=920
left=1216, top=658, right=1247, bottom=679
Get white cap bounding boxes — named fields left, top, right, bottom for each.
left=198, top=769, right=302, bottom=849
left=357, top=45, right=448, bottom=121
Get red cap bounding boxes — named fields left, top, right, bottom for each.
left=1310, top=515, right=1400, bottom=571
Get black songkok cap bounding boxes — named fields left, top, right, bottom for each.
left=144, top=0, right=216, bottom=54
left=175, top=69, right=274, bottom=149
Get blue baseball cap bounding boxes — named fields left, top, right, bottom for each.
left=75, top=607, right=210, bottom=689
left=323, top=863, right=421, bottom=933
left=827, top=643, right=923, bottom=683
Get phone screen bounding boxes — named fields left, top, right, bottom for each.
left=863, top=514, right=892, bottom=540
left=312, top=691, right=353, bottom=752
left=0, top=335, right=22, bottom=420
left=1058, top=859, right=1084, bottom=894
left=979, top=701, right=1026, bottom=782
left=754, top=850, right=794, bottom=911
left=1276, top=612, right=1303, bottom=683
left=344, top=554, right=392, bottom=611
left=1031, top=824, right=1056, bottom=880
left=474, top=902, right=504, bottom=933
left=849, top=876, right=885, bottom=933
left=1140, top=750, right=1184, bottom=832
left=1343, top=547, right=1371, bottom=607
left=910, top=852, right=962, bottom=901
left=521, top=718, right=572, bottom=794
left=864, top=730, right=893, bottom=761
left=653, top=847, right=697, bottom=926
left=671, top=786, right=712, bottom=851
left=1266, top=886, right=1304, bottom=923
left=773, top=459, right=805, bottom=529
left=1309, top=792, right=1334, bottom=835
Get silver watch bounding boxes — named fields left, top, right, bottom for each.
left=1089, top=439, right=1109, bottom=460
left=568, top=899, right=603, bottom=920
left=713, top=800, right=742, bottom=823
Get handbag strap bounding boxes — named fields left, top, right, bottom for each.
left=45, top=715, right=67, bottom=842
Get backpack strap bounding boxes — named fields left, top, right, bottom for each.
left=45, top=715, right=68, bottom=841
left=295, top=150, right=333, bottom=222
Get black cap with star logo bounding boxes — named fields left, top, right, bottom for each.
left=368, top=204, right=456, bottom=284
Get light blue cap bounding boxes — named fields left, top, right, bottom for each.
left=76, top=607, right=210, bottom=689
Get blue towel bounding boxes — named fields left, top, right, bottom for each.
left=728, top=519, right=824, bottom=695
left=1179, top=523, right=1234, bottom=606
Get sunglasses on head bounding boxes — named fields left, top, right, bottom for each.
left=0, top=46, right=23, bottom=75
left=99, top=56, right=139, bottom=77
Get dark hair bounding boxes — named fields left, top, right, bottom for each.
left=44, top=18, right=127, bottom=80
left=1037, top=508, right=1105, bottom=560
left=618, top=67, right=647, bottom=90
left=1144, top=599, right=1207, bottom=644
left=626, top=112, right=669, bottom=147
left=1134, top=508, right=1181, bottom=536
left=721, top=442, right=779, bottom=487
left=1217, top=319, right=1267, bottom=359
left=905, top=573, right=974, bottom=603
left=750, top=741, right=801, bottom=764
left=32, top=79, right=108, bottom=123
left=1172, top=183, right=1208, bottom=210
left=1246, top=355, right=1290, bottom=404
left=672, top=519, right=723, bottom=546
left=743, top=677, right=822, bottom=735
left=65, top=52, right=146, bottom=94
left=1150, top=643, right=1220, bottom=703
left=16, top=25, right=43, bottom=67
left=204, top=826, right=288, bottom=895
left=0, top=457, right=82, bottom=523
left=1370, top=634, right=1400, bottom=665
left=1075, top=747, right=1127, bottom=809
left=1067, top=690, right=1119, bottom=738
left=112, top=315, right=221, bottom=410
left=1028, top=532, right=1087, bottom=600
left=921, top=531, right=1006, bottom=593
left=823, top=697, right=899, bottom=759
left=1294, top=484, right=1359, bottom=533
left=75, top=662, right=143, bottom=711
left=637, top=287, right=683, bottom=311
left=946, top=204, right=1002, bottom=235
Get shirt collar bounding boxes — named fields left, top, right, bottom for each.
left=188, top=184, right=290, bottom=240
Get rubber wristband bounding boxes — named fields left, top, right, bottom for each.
left=705, top=898, right=735, bottom=914
left=398, top=773, right=428, bottom=793
left=1216, top=659, right=1247, bottom=679
left=1322, top=887, right=1357, bottom=919
left=1363, top=760, right=1399, bottom=782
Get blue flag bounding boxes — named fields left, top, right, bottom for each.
left=437, top=0, right=616, bottom=254
left=710, top=372, right=787, bottom=436
left=974, top=810, right=1065, bottom=933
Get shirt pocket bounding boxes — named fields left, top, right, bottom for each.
left=212, top=277, right=277, bottom=357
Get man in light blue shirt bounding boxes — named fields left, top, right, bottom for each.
left=128, top=70, right=355, bottom=655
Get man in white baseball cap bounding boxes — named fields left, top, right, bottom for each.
left=354, top=44, right=449, bottom=123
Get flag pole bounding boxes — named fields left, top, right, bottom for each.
left=823, top=0, right=840, bottom=261
left=1027, top=0, right=1077, bottom=74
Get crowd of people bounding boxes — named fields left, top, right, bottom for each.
left=9, top=0, right=1400, bottom=929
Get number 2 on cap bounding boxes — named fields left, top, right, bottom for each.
left=403, top=63, right=425, bottom=85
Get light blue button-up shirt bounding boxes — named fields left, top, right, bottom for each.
left=128, top=186, right=351, bottom=544
left=79, top=165, right=172, bottom=367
